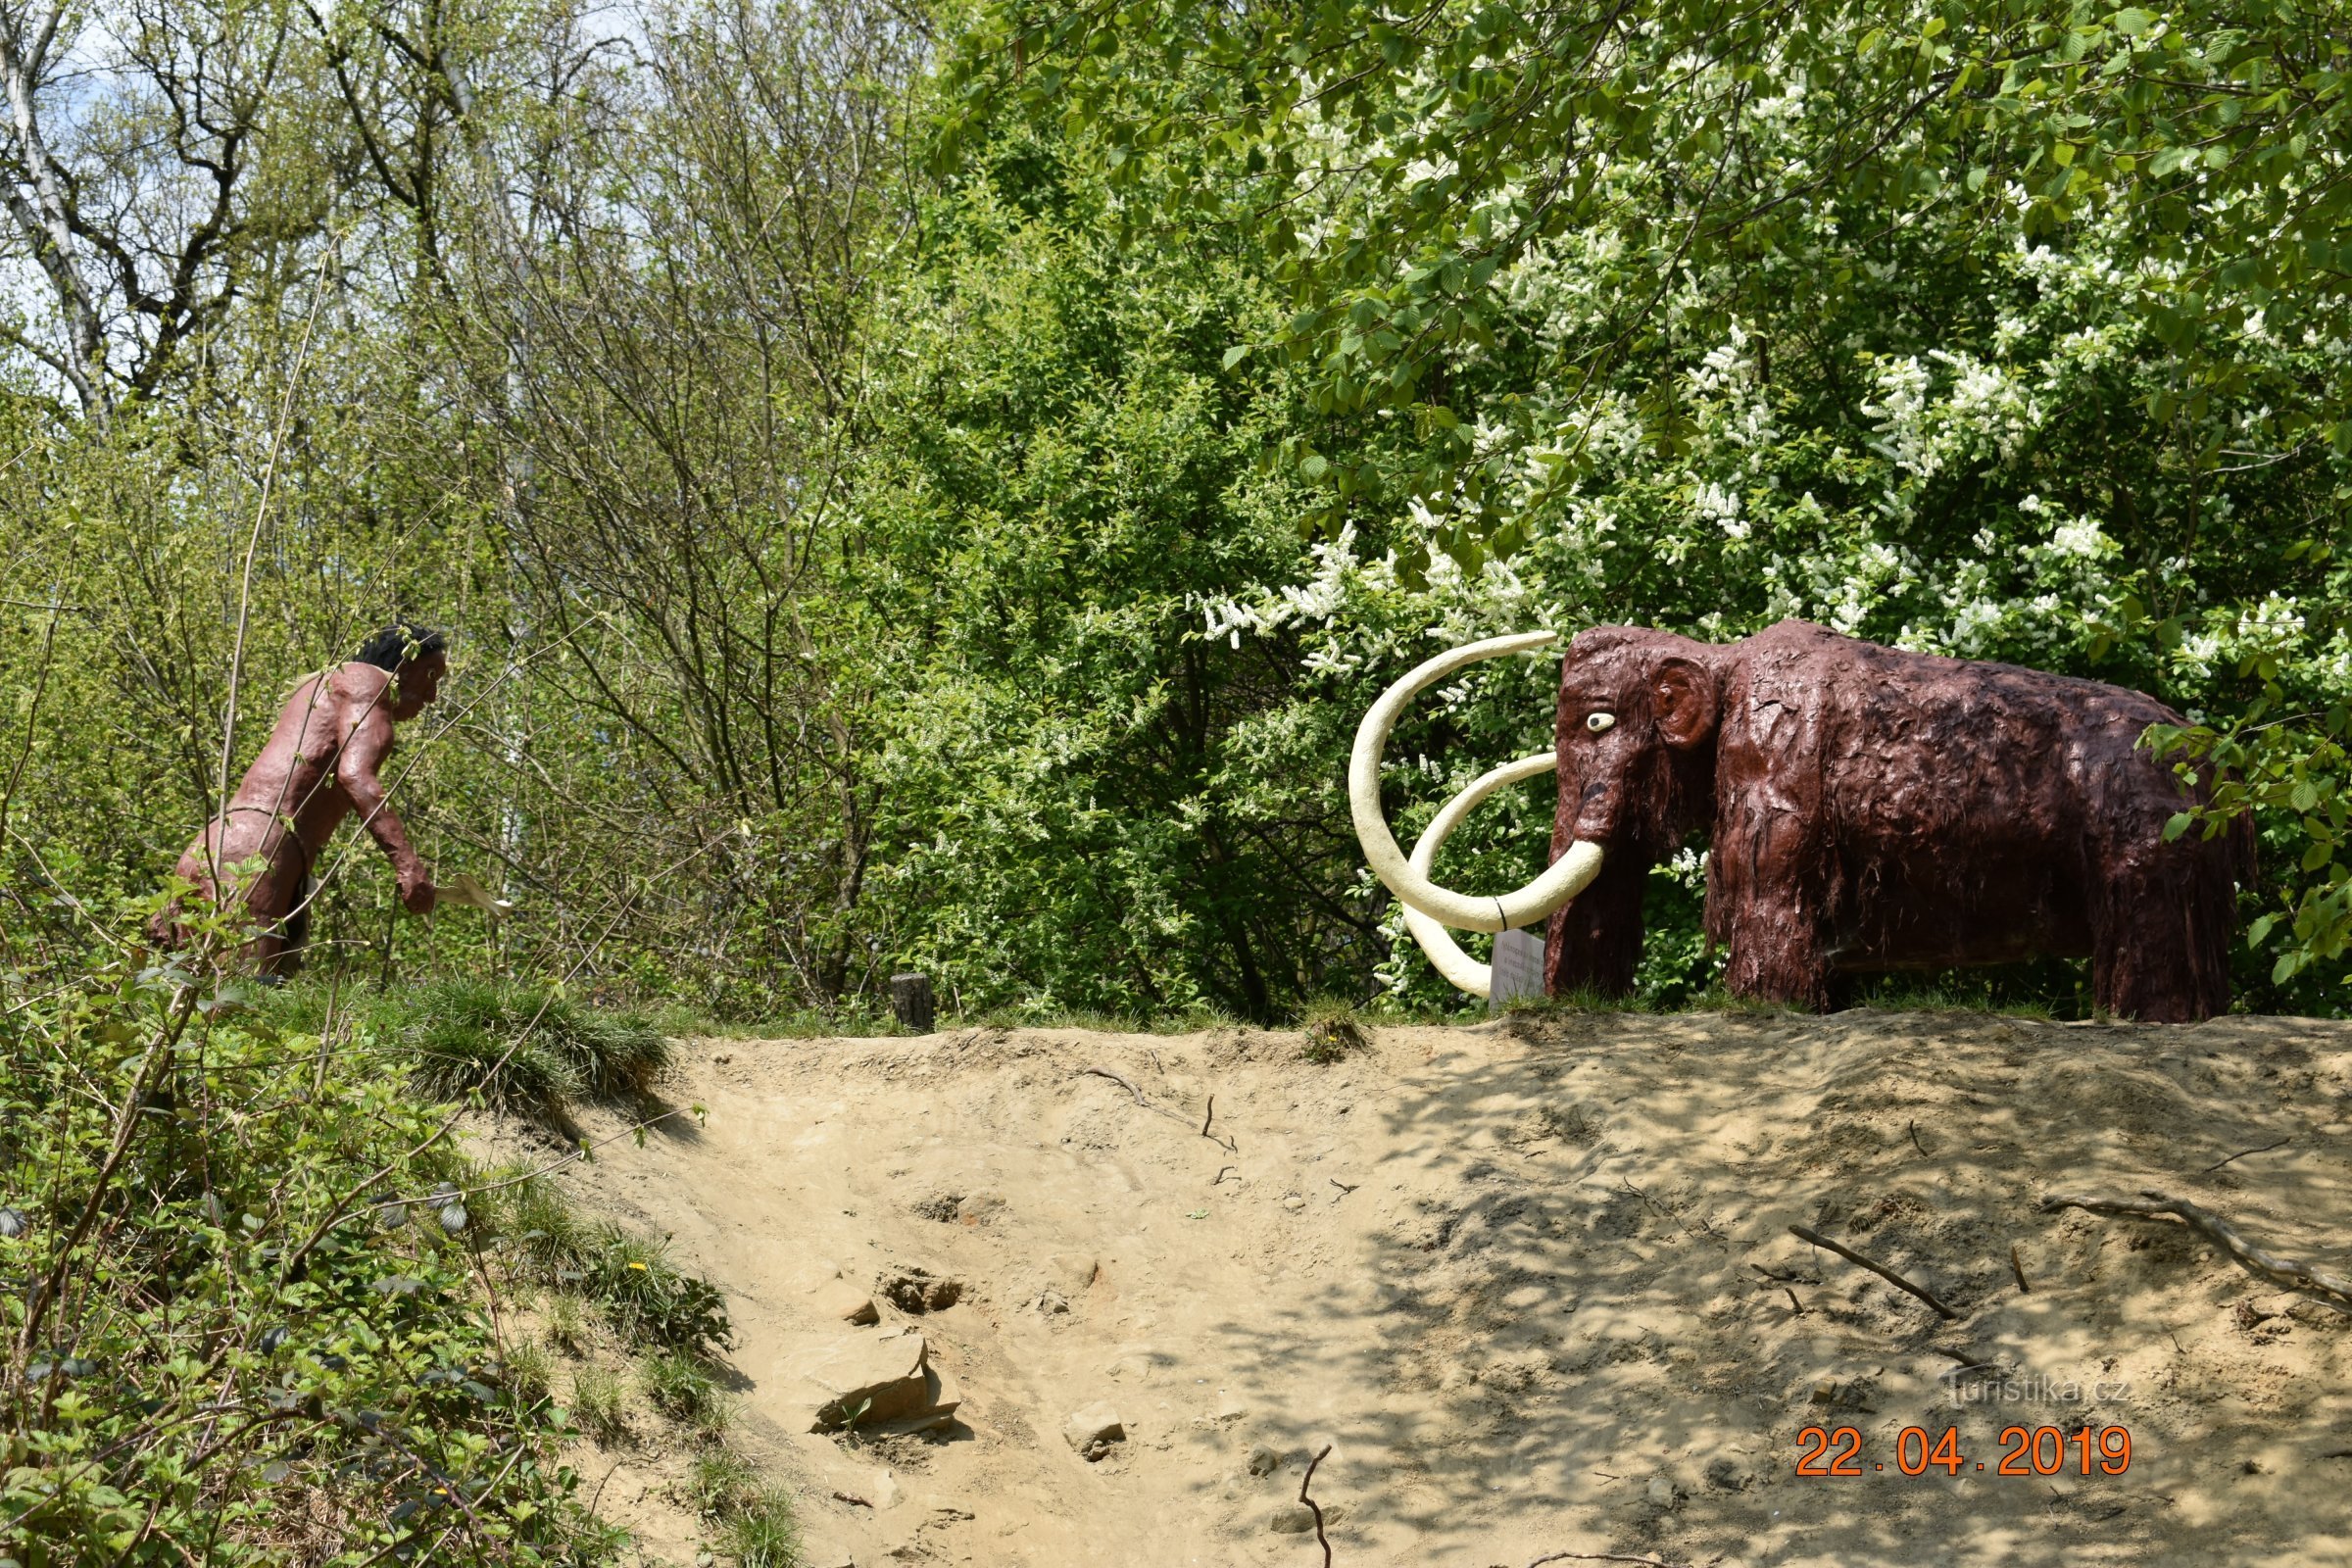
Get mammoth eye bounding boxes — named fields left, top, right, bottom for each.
left=1586, top=711, right=1616, bottom=733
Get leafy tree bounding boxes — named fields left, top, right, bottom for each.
left=945, top=0, right=2352, bottom=1004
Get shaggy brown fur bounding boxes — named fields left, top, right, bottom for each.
left=1543, top=620, right=2248, bottom=1021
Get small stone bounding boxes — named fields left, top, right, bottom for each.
left=1282, top=1196, right=1306, bottom=1212
left=812, top=1279, right=880, bottom=1326
left=784, top=1333, right=933, bottom=1432
left=1044, top=1251, right=1099, bottom=1295
left=1064, top=1401, right=1125, bottom=1459
left=1809, top=1377, right=1838, bottom=1404
left=1247, top=1445, right=1282, bottom=1477
left=710, top=1050, right=735, bottom=1065
left=1268, top=1503, right=1316, bottom=1534
left=789, top=1258, right=845, bottom=1292
left=1035, top=1289, right=1071, bottom=1315
left=956, top=1191, right=1006, bottom=1227
left=1646, top=1476, right=1680, bottom=1509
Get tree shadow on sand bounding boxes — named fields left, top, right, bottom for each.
left=1201, top=1009, right=2352, bottom=1566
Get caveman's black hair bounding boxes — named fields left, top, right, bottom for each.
left=352, top=622, right=448, bottom=672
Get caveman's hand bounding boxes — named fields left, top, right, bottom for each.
left=398, top=864, right=438, bottom=915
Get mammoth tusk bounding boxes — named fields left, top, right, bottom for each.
left=1403, top=752, right=1593, bottom=999
left=1348, top=630, right=1605, bottom=935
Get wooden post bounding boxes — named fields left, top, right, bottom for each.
left=890, top=973, right=935, bottom=1034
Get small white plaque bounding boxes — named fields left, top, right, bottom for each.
left=1488, top=928, right=1547, bottom=1014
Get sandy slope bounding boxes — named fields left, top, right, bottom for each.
left=531, top=1009, right=2352, bottom=1567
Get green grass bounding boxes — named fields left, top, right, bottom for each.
left=1498, top=985, right=1653, bottom=1018
left=691, top=1447, right=763, bottom=1514
left=482, top=1170, right=733, bottom=1356
left=645, top=1349, right=723, bottom=1425
left=692, top=1446, right=800, bottom=1566
left=544, top=1291, right=592, bottom=1355
left=1295, top=998, right=1372, bottom=1063
left=259, top=978, right=669, bottom=1112
left=570, top=1362, right=630, bottom=1446
left=1680, top=984, right=1809, bottom=1014
left=505, top=1339, right=554, bottom=1405
left=1846, top=982, right=2056, bottom=1019
left=718, top=1488, right=802, bottom=1568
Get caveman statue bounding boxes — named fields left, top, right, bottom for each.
left=1351, top=619, right=2250, bottom=1022
left=154, top=624, right=448, bottom=974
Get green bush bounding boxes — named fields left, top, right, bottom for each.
left=0, top=954, right=610, bottom=1563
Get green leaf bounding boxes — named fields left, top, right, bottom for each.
left=1220, top=344, right=1250, bottom=370
left=2162, top=811, right=2193, bottom=843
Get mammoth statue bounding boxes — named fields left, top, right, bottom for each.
left=1350, top=619, right=2248, bottom=1023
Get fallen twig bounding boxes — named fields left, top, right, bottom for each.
left=1330, top=1178, right=1359, bottom=1196
left=1908, top=1119, right=1930, bottom=1157
left=1527, top=1552, right=1695, bottom=1568
left=1200, top=1093, right=1238, bottom=1153
left=1749, top=1261, right=1818, bottom=1285
left=2040, top=1190, right=2352, bottom=1313
left=1788, top=1224, right=1959, bottom=1320
left=1074, top=1065, right=1192, bottom=1129
left=1212, top=1165, right=1238, bottom=1185
left=1300, top=1444, right=1334, bottom=1568
left=2010, top=1244, right=2030, bottom=1294
left=2198, top=1137, right=2290, bottom=1175
left=1078, top=1065, right=1147, bottom=1103
left=1625, top=1176, right=1728, bottom=1249
left=1784, top=1286, right=1804, bottom=1316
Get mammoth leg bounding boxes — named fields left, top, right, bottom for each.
left=1706, top=807, right=1835, bottom=1010
left=2091, top=853, right=2233, bottom=1023
left=1715, top=891, right=1835, bottom=1009
left=1545, top=848, right=1650, bottom=999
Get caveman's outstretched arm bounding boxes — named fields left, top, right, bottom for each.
left=337, top=700, right=435, bottom=912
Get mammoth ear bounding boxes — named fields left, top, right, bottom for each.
left=1651, top=657, right=1717, bottom=751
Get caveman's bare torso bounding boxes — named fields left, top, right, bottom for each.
left=168, top=661, right=429, bottom=952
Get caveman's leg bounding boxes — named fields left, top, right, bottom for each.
left=1545, top=848, right=1651, bottom=998
left=264, top=877, right=314, bottom=980
left=172, top=818, right=306, bottom=976
left=2091, top=853, right=2233, bottom=1022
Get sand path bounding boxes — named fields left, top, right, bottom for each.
left=540, top=1009, right=2352, bottom=1566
